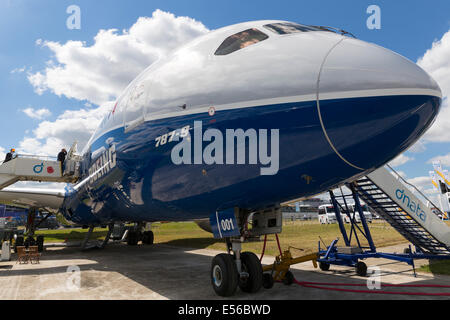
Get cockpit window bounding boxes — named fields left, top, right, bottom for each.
left=215, top=28, right=269, bottom=56
left=263, top=22, right=321, bottom=34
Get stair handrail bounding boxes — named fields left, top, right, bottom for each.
left=385, top=164, right=444, bottom=218
left=0, top=154, right=58, bottom=166
left=16, top=154, right=57, bottom=161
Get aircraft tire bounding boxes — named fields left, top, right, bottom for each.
left=356, top=262, right=367, bottom=277
left=282, top=270, right=294, bottom=286
left=262, top=273, right=274, bottom=289
left=127, top=231, right=139, bottom=246
left=36, top=235, right=44, bottom=252
left=142, top=231, right=154, bottom=245
left=14, top=236, right=24, bottom=253
left=319, top=262, right=330, bottom=271
left=211, top=253, right=238, bottom=297
left=238, top=252, right=263, bottom=293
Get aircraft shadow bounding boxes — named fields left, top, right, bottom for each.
left=160, top=237, right=223, bottom=249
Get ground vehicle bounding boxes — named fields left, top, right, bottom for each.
left=35, top=216, right=60, bottom=230
left=343, top=204, right=373, bottom=223
left=282, top=204, right=318, bottom=220
left=298, top=205, right=319, bottom=220
left=318, top=205, right=337, bottom=224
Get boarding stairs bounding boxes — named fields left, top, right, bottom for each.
left=353, top=166, right=450, bottom=255
left=0, top=143, right=81, bottom=190
left=0, top=155, right=80, bottom=190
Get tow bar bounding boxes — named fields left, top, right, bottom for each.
left=260, top=234, right=318, bottom=288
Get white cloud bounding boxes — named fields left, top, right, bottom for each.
left=20, top=10, right=210, bottom=158
left=0, top=146, right=5, bottom=161
left=407, top=140, right=427, bottom=153
left=421, top=98, right=450, bottom=143
left=389, top=154, right=414, bottom=167
left=418, top=31, right=450, bottom=96
left=428, top=153, right=450, bottom=167
left=22, top=107, right=52, bottom=120
left=18, top=102, right=113, bottom=157
left=28, top=9, right=209, bottom=105
left=407, top=176, right=431, bottom=190
left=418, top=29, right=450, bottom=142
left=10, top=66, right=26, bottom=74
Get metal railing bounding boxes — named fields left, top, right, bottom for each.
left=0, top=153, right=58, bottom=166
left=16, top=153, right=57, bottom=161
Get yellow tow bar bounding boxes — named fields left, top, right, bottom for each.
left=262, top=250, right=318, bottom=283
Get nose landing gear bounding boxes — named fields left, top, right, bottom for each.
left=125, top=222, right=154, bottom=246
left=210, top=206, right=282, bottom=297
left=210, top=239, right=263, bottom=297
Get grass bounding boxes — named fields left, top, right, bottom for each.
left=33, top=220, right=450, bottom=276
left=152, top=220, right=407, bottom=257
left=419, top=260, right=450, bottom=275
left=35, top=228, right=109, bottom=243
left=35, top=220, right=407, bottom=258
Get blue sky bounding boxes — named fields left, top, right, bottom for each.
left=0, top=0, right=449, bottom=199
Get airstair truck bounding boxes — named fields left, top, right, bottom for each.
left=354, top=166, right=450, bottom=254
left=318, top=165, right=450, bottom=276
left=0, top=154, right=80, bottom=190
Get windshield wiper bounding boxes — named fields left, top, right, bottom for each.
left=309, top=25, right=357, bottom=38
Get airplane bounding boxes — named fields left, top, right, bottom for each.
left=0, top=20, right=442, bottom=297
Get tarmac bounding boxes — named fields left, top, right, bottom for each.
left=0, top=241, right=450, bottom=300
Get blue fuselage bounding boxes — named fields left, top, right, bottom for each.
left=61, top=94, right=440, bottom=225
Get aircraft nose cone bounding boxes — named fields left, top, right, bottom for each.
left=318, top=38, right=442, bottom=171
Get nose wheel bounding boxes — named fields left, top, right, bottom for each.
left=238, top=252, right=263, bottom=293
left=209, top=206, right=280, bottom=297
left=211, top=254, right=239, bottom=297
left=210, top=242, right=263, bottom=297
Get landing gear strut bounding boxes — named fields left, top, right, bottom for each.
left=14, top=208, right=45, bottom=253
left=81, top=223, right=113, bottom=250
left=126, top=222, right=154, bottom=246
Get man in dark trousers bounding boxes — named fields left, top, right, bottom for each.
left=57, top=148, right=67, bottom=174
left=4, top=148, right=16, bottom=163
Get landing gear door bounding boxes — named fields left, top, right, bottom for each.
left=124, top=80, right=149, bottom=133
left=210, top=208, right=240, bottom=239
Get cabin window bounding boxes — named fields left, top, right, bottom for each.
left=263, top=23, right=320, bottom=34
left=214, top=28, right=269, bottom=56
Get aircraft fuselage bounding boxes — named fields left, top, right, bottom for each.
left=60, top=20, right=442, bottom=225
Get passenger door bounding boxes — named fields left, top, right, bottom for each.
left=124, top=80, right=150, bottom=133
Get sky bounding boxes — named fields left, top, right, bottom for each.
left=0, top=0, right=449, bottom=204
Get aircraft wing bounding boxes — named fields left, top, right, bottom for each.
left=0, top=187, right=66, bottom=212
